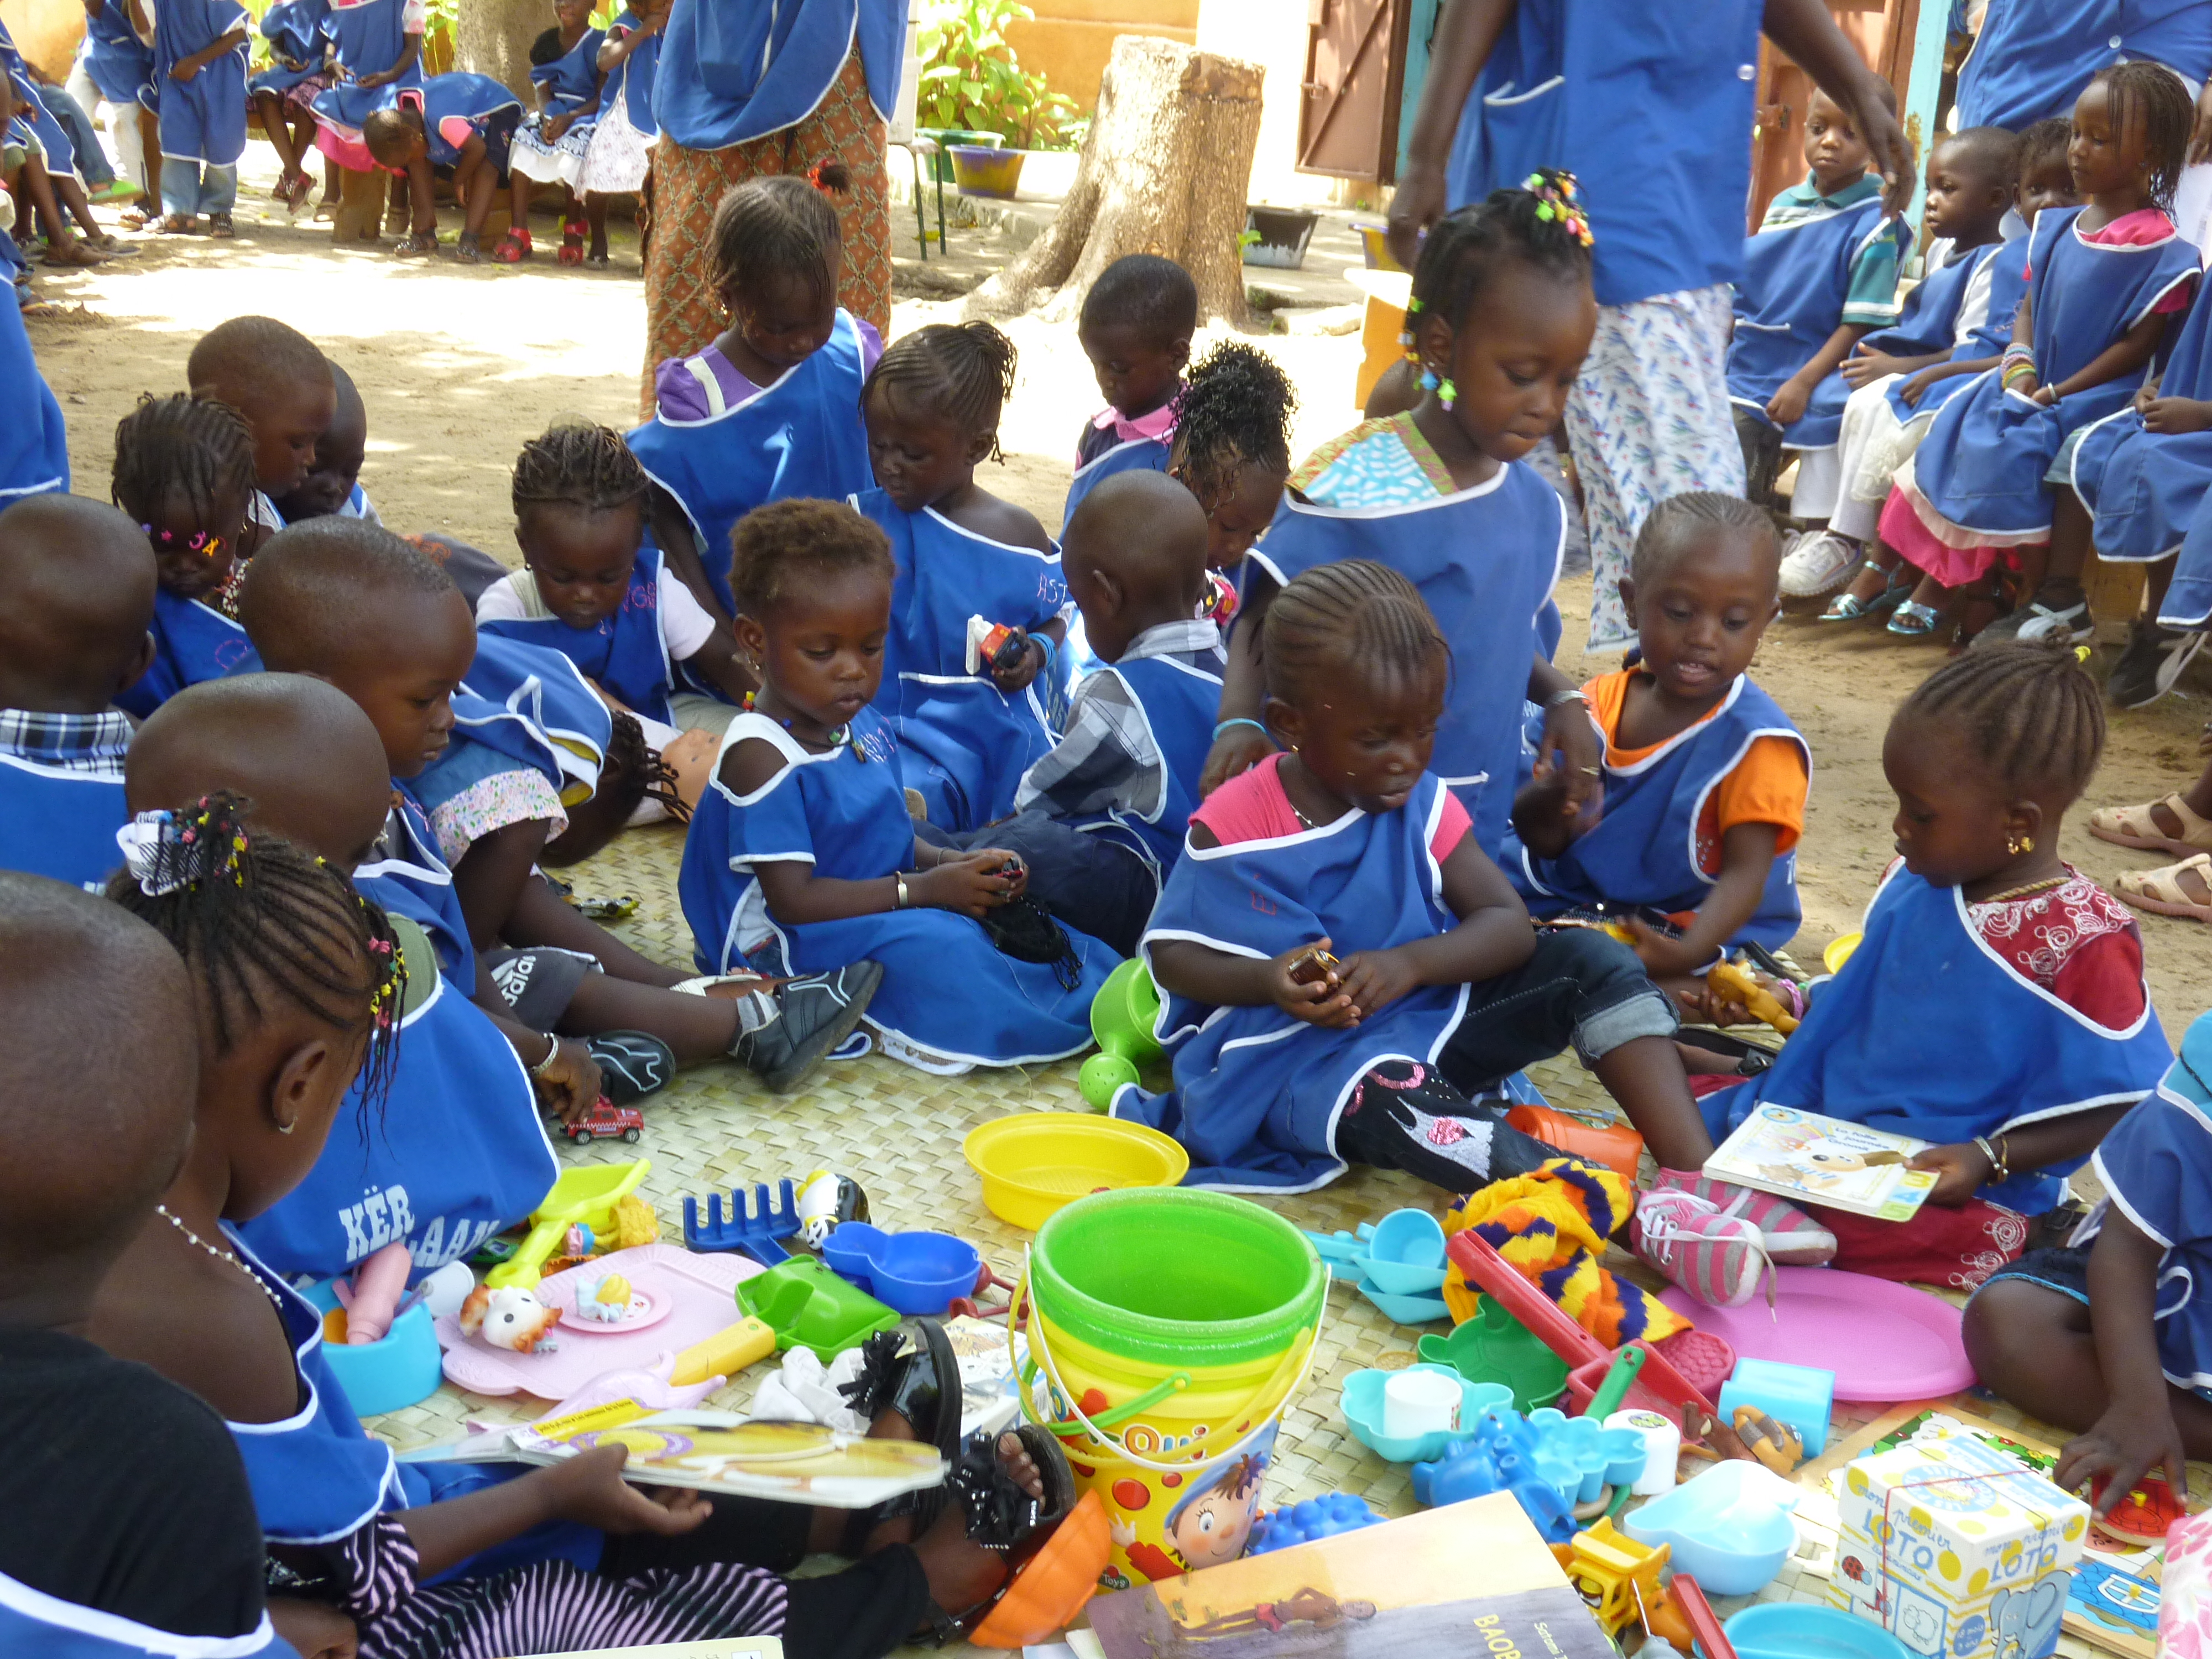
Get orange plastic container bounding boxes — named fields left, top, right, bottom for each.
left=967, top=1490, right=1112, bottom=1647
left=1506, top=1105, right=1645, bottom=1183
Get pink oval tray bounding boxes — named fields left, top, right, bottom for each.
left=1660, top=1267, right=1975, bottom=1401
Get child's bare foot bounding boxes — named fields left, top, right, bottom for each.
left=909, top=1499, right=1013, bottom=1629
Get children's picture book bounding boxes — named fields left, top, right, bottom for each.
left=401, top=1402, right=945, bottom=1510
left=506, top=1642, right=782, bottom=1659
left=1086, top=1491, right=1614, bottom=1659
left=1704, top=1104, right=1937, bottom=1221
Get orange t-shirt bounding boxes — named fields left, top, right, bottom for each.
left=1583, top=670, right=1808, bottom=877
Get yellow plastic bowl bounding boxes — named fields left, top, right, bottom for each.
left=1823, top=931, right=1864, bottom=975
left=962, top=1114, right=1190, bottom=1231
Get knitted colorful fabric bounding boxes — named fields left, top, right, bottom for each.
left=1441, top=1158, right=1691, bottom=1346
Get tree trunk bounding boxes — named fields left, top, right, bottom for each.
left=454, top=0, right=544, bottom=103
left=964, top=36, right=1265, bottom=328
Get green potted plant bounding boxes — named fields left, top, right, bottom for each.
left=916, top=0, right=1079, bottom=191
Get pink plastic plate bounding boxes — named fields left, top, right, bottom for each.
left=1660, top=1267, right=1975, bottom=1402
left=557, top=1279, right=670, bottom=1335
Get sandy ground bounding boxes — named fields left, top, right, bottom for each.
left=28, top=146, right=2212, bottom=1033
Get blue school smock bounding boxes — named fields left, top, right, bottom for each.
left=116, top=588, right=264, bottom=719
left=654, top=0, right=904, bottom=152
left=2161, top=489, right=2212, bottom=626
left=0, top=274, right=67, bottom=504
left=403, top=72, right=521, bottom=167
left=604, top=10, right=659, bottom=135
left=0, top=756, right=123, bottom=891
left=1058, top=646, right=1224, bottom=885
left=679, top=709, right=1117, bottom=1067
left=247, top=0, right=328, bottom=97
left=1798, top=242, right=2002, bottom=440
left=1501, top=675, right=1808, bottom=951
left=224, top=1229, right=599, bottom=1574
left=857, top=489, right=1068, bottom=832
left=1728, top=183, right=1906, bottom=449
left=19, top=82, right=79, bottom=175
left=154, top=0, right=248, bottom=166
left=532, top=27, right=604, bottom=117
left=456, top=630, right=615, bottom=810
left=1880, top=233, right=2033, bottom=426
left=0, top=1580, right=290, bottom=1659
left=1248, top=455, right=1564, bottom=864
left=2079, top=1013, right=2212, bottom=1390
left=1910, top=207, right=2198, bottom=540
left=1115, top=766, right=1468, bottom=1192
left=1957, top=0, right=2212, bottom=130
left=308, top=0, right=418, bottom=136
left=1444, top=0, right=1765, bottom=310
left=82, top=0, right=158, bottom=109
left=1703, top=864, right=2170, bottom=1213
left=356, top=791, right=476, bottom=986
left=627, top=310, right=875, bottom=619
left=478, top=550, right=676, bottom=727
left=1063, top=432, right=1170, bottom=527
left=2070, top=274, right=2212, bottom=563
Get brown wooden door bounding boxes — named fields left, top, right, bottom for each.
left=1298, top=0, right=1412, bottom=183
left=1748, top=0, right=1922, bottom=228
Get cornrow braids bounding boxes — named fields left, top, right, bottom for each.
left=511, top=420, right=651, bottom=519
left=1408, top=166, right=1594, bottom=336
left=862, top=322, right=1018, bottom=462
left=728, top=498, right=894, bottom=617
left=2017, top=117, right=2072, bottom=181
left=1897, top=642, right=2105, bottom=802
left=111, top=392, right=257, bottom=532
left=709, top=175, right=843, bottom=315
left=1262, top=560, right=1451, bottom=707
left=1169, top=342, right=1297, bottom=510
left=2089, top=61, right=2193, bottom=213
left=1630, top=491, right=1778, bottom=589
left=108, top=794, right=405, bottom=1112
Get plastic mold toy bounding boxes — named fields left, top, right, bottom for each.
left=1246, top=1494, right=1386, bottom=1556
left=1410, top=1405, right=1646, bottom=1542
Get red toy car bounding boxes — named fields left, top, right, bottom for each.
left=563, top=1098, right=643, bottom=1145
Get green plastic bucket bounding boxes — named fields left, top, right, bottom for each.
left=1023, top=1188, right=1324, bottom=1587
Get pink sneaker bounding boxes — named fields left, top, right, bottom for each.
left=1631, top=1188, right=1771, bottom=1308
left=1653, top=1169, right=1837, bottom=1265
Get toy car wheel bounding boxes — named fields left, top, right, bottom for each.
left=621, top=1126, right=641, bottom=1143
left=569, top=1126, right=592, bottom=1144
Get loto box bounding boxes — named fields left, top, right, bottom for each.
left=1829, top=1434, right=2089, bottom=1659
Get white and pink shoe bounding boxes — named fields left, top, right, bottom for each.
left=1631, top=1188, right=1771, bottom=1308
left=1650, top=1169, right=1837, bottom=1265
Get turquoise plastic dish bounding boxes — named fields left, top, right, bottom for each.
left=1339, top=1364, right=1512, bottom=1462
left=1625, top=1459, right=1801, bottom=1595
left=1358, top=1282, right=1452, bottom=1324
left=1724, top=1604, right=1912, bottom=1659
left=304, top=1286, right=443, bottom=1417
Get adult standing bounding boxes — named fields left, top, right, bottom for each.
left=1389, top=0, right=1911, bottom=651
left=643, top=0, right=904, bottom=416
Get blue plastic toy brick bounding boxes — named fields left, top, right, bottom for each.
left=682, top=1181, right=801, bottom=1266
left=1246, top=1494, right=1386, bottom=1556
left=1718, top=1356, right=1834, bottom=1457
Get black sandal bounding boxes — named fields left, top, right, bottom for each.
left=920, top=1423, right=1079, bottom=1645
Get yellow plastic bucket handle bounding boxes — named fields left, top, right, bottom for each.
left=1009, top=1250, right=1326, bottom=1477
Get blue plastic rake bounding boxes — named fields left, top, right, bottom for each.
left=682, top=1180, right=802, bottom=1266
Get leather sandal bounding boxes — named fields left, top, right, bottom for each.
left=2114, top=854, right=2212, bottom=922
left=920, top=1424, right=1079, bottom=1645
left=1887, top=599, right=1940, bottom=638
left=2089, top=793, right=2212, bottom=857
left=492, top=227, right=532, bottom=263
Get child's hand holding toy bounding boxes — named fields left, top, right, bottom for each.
left=1270, top=941, right=1357, bottom=1028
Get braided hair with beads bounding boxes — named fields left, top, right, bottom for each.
left=511, top=420, right=652, bottom=520
left=1896, top=643, right=2106, bottom=803
left=862, top=322, right=1019, bottom=463
left=111, top=393, right=257, bottom=549
left=1261, top=560, right=1451, bottom=709
left=107, top=793, right=406, bottom=1110
left=1168, top=341, right=1297, bottom=513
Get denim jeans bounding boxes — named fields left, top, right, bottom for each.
left=39, top=83, right=113, bottom=186
left=915, top=810, right=1157, bottom=958
left=160, top=160, right=237, bottom=220
left=1438, top=924, right=1679, bottom=1092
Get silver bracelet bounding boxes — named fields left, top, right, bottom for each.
left=895, top=873, right=910, bottom=910
left=529, top=1033, right=562, bottom=1077
left=1544, top=687, right=1589, bottom=709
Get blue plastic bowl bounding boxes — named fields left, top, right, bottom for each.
left=1340, top=1365, right=1512, bottom=1462
left=1724, top=1604, right=1912, bottom=1659
left=1365, top=1208, right=1446, bottom=1269
left=821, top=1222, right=981, bottom=1316
left=304, top=1288, right=443, bottom=1417
left=1625, top=1459, right=1803, bottom=1597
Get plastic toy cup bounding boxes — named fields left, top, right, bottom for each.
left=1383, top=1366, right=1463, bottom=1439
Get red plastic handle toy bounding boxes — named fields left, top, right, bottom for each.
left=1671, top=1574, right=1736, bottom=1659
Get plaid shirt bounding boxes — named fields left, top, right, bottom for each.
left=1015, top=618, right=1223, bottom=821
left=0, top=708, right=132, bottom=775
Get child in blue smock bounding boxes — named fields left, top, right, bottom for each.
left=91, top=795, right=1045, bottom=1659
left=185, top=314, right=337, bottom=553
left=363, top=73, right=523, bottom=260
left=495, top=0, right=604, bottom=265
left=1066, top=254, right=1195, bottom=524
left=1505, top=493, right=1808, bottom=968
left=108, top=393, right=262, bottom=719
left=680, top=499, right=1117, bottom=1076
left=578, top=0, right=660, bottom=213
left=1888, top=64, right=2200, bottom=643
left=921, top=469, right=1225, bottom=957
left=630, top=173, right=880, bottom=629
left=1811, top=120, right=2079, bottom=619
left=0, top=495, right=152, bottom=891
left=152, top=0, right=249, bottom=234
left=246, top=0, right=331, bottom=212
left=304, top=0, right=420, bottom=176
left=1125, top=560, right=1707, bottom=1194
left=1967, top=1011, right=2212, bottom=1513
left=477, top=419, right=752, bottom=812
left=853, top=322, right=1070, bottom=832
left=0, top=872, right=286, bottom=1659
left=1693, top=645, right=2169, bottom=1297
left=79, top=0, right=160, bottom=216
left=270, top=359, right=383, bottom=525
left=1207, top=171, right=1605, bottom=873
left=1726, top=86, right=1908, bottom=513
left=1168, top=339, right=1297, bottom=586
